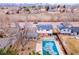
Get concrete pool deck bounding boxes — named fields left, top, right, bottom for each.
left=36, top=36, right=64, bottom=55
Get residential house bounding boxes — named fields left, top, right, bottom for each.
left=71, top=27, right=79, bottom=35
left=57, top=23, right=71, bottom=34
left=37, top=23, right=53, bottom=35
left=58, top=23, right=79, bottom=35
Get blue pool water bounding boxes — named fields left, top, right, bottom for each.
left=42, top=40, right=59, bottom=55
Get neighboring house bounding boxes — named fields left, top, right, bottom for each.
left=59, top=27, right=71, bottom=34
left=71, top=27, right=79, bottom=35
left=37, top=23, right=53, bottom=34
left=58, top=23, right=79, bottom=35
left=57, top=23, right=71, bottom=34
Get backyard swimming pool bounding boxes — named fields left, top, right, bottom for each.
left=42, top=40, right=59, bottom=55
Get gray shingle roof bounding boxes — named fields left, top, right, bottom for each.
left=71, top=27, right=79, bottom=33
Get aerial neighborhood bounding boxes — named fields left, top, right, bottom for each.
left=0, top=3, right=79, bottom=55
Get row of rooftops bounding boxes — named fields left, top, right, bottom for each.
left=58, top=23, right=79, bottom=33
left=1, top=21, right=79, bottom=34
left=1, top=22, right=79, bottom=39
left=10, top=22, right=79, bottom=34
left=14, top=22, right=53, bottom=31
